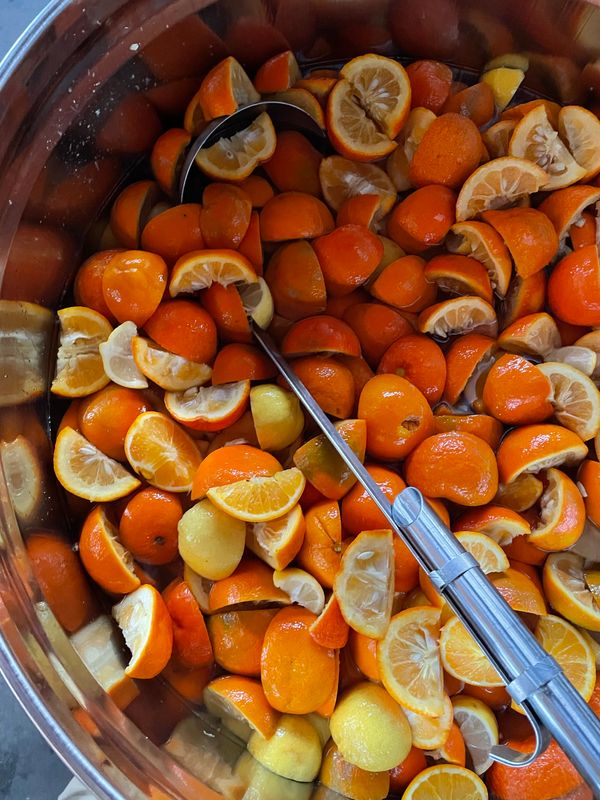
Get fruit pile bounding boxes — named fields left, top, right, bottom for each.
left=45, top=48, right=600, bottom=800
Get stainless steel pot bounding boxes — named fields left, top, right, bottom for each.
left=1, top=1, right=600, bottom=797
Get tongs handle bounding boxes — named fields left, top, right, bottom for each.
left=251, top=322, right=600, bottom=793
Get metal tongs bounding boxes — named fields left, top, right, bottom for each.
left=180, top=102, right=600, bottom=793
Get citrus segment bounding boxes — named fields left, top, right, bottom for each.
left=195, top=112, right=276, bottom=181
left=440, top=617, right=504, bottom=687
left=164, top=380, right=250, bottom=432
left=131, top=336, right=212, bottom=391
left=79, top=505, right=140, bottom=594
left=51, top=307, right=112, bottom=397
left=207, top=468, right=306, bottom=523
left=99, top=321, right=148, bottom=389
left=112, top=583, right=173, bottom=679
left=451, top=695, right=499, bottom=775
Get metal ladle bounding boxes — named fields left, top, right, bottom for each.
left=179, top=102, right=600, bottom=792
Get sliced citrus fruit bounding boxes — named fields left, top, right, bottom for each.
left=451, top=695, right=499, bottom=775
left=178, top=498, right=246, bottom=580
left=497, top=312, right=561, bottom=358
left=547, top=345, right=597, bottom=376
left=207, top=467, right=306, bottom=523
left=203, top=675, right=278, bottom=740
left=112, top=584, right=172, bottom=681
left=340, top=54, right=411, bottom=139
left=273, top=567, right=325, bottom=614
left=454, top=532, right=510, bottom=574
left=543, top=552, right=600, bottom=632
left=440, top=617, right=504, bottom=687
left=386, top=107, right=436, bottom=191
left=195, top=112, right=276, bottom=181
left=267, top=88, right=326, bottom=129
left=319, top=740, right=390, bottom=800
left=131, top=336, right=211, bottom=391
left=446, top=220, right=512, bottom=298
left=0, top=434, right=43, bottom=525
left=319, top=155, right=396, bottom=214
left=534, top=613, right=595, bottom=702
left=528, top=467, right=585, bottom=551
left=248, top=713, right=323, bottom=782
left=124, top=411, right=202, bottom=492
left=169, top=249, right=257, bottom=296
left=334, top=529, right=394, bottom=639
left=237, top=277, right=274, bottom=329
left=51, top=306, right=112, bottom=397
left=509, top=104, right=586, bottom=189
left=496, top=423, right=588, bottom=485
left=482, top=67, right=524, bottom=111
left=99, top=320, right=148, bottom=389
left=377, top=606, right=445, bottom=717
left=455, top=505, right=530, bottom=548
left=538, top=184, right=600, bottom=241
left=54, top=426, right=140, bottom=501
left=402, top=764, right=488, bottom=800
left=208, top=555, right=290, bottom=613
left=482, top=119, right=517, bottom=159
left=250, top=383, right=304, bottom=452
left=402, top=694, right=453, bottom=749
left=428, top=722, right=466, bottom=767
left=418, top=296, right=497, bottom=339
left=495, top=473, right=544, bottom=513
left=79, top=505, right=140, bottom=594
left=0, top=300, right=54, bottom=407
left=536, top=361, right=600, bottom=441
left=455, top=156, right=547, bottom=222
left=309, top=594, right=349, bottom=650
left=558, top=105, right=600, bottom=180
left=326, top=79, right=396, bottom=162
left=246, top=504, right=305, bottom=571
left=164, top=379, right=250, bottom=432
left=489, top=568, right=547, bottom=615
left=197, top=56, right=260, bottom=120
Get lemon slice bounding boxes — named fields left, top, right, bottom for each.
left=559, top=105, right=600, bottom=180
left=195, top=112, right=277, bottom=181
left=451, top=695, right=499, bottom=775
left=536, top=361, right=600, bottom=441
left=99, top=321, right=148, bottom=389
left=131, top=336, right=212, bottom=391
left=169, top=249, right=257, bottom=296
left=543, top=552, right=600, bottom=632
left=51, top=306, right=112, bottom=397
left=273, top=567, right=325, bottom=614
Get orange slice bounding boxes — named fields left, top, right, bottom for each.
left=536, top=361, right=600, bottom=441
left=403, top=695, right=454, bottom=750
left=112, top=584, right=173, bottom=679
left=418, top=296, right=497, bottom=339
left=377, top=606, right=445, bottom=717
left=509, top=104, right=586, bottom=189
left=496, top=423, right=588, bottom=484
left=319, top=155, right=396, bottom=213
left=558, top=105, right=600, bottom=180
left=440, top=617, right=504, bottom=687
left=99, top=321, right=148, bottom=389
left=538, top=185, right=600, bottom=241
left=528, top=468, right=585, bottom=551
left=402, top=764, right=488, bottom=800
left=169, top=249, right=257, bottom=296
left=455, top=156, right=547, bottom=222
left=489, top=568, right=547, bottom=615
left=79, top=505, right=140, bottom=594
left=246, top=505, right=305, bottom=571
left=455, top=505, right=531, bottom=547
left=334, top=529, right=394, bottom=639
left=326, top=79, right=396, bottom=162
left=451, top=696, right=499, bottom=776
left=164, top=380, right=250, bottom=432
left=131, top=336, right=212, bottom=391
left=273, top=567, right=325, bottom=614
left=543, top=552, right=600, bottom=632
left=386, top=107, right=436, bottom=192
left=53, top=426, right=140, bottom=501
left=51, top=306, right=112, bottom=397
left=195, top=112, right=276, bottom=181
left=340, top=54, right=411, bottom=139
left=482, top=119, right=517, bottom=158
left=497, top=312, right=561, bottom=358
left=197, top=56, right=260, bottom=120
left=207, top=468, right=306, bottom=523
left=124, top=411, right=202, bottom=492
left=454, top=532, right=510, bottom=574
left=447, top=220, right=512, bottom=298
left=203, top=675, right=279, bottom=740
left=0, top=435, right=43, bottom=525
left=534, top=613, right=595, bottom=702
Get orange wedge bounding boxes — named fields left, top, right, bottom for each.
left=418, top=296, right=497, bottom=339
left=319, top=155, right=396, bottom=214
left=169, top=249, right=257, bottom=296
left=164, top=380, right=250, bottom=432
left=536, top=361, right=600, bottom=442
left=497, top=312, right=561, bottom=358
left=273, top=566, right=325, bottom=614
left=326, top=79, right=396, bottom=162
left=207, top=468, right=306, bottom=523
left=402, top=695, right=453, bottom=750
left=482, top=119, right=516, bottom=158
left=496, top=423, right=588, bottom=484
left=454, top=505, right=530, bottom=547
left=197, top=56, right=260, bottom=120
left=208, top=555, right=290, bottom=613
left=309, top=594, right=349, bottom=649
left=454, top=532, right=510, bottom=574
left=558, top=105, right=600, bottom=180
left=423, top=254, right=493, bottom=304
left=51, top=306, right=112, bottom=397
left=447, top=220, right=512, bottom=298
left=386, top=107, right=436, bottom=192
left=79, top=505, right=140, bottom=594
left=489, top=568, right=547, bottom=615
left=112, top=584, right=173, bottom=679
left=377, top=606, right=445, bottom=717
left=534, top=613, right=595, bottom=702
left=544, top=551, right=600, bottom=632
left=99, top=320, right=148, bottom=389
left=538, top=185, right=600, bottom=241
left=246, top=504, right=305, bottom=570
left=455, top=156, right=547, bottom=221
left=334, top=529, right=394, bottom=639
left=528, top=467, right=585, bottom=551
left=131, top=336, right=212, bottom=391
left=402, top=764, right=488, bottom=800
left=124, top=411, right=202, bottom=492
left=440, top=617, right=504, bottom=687
left=54, top=426, right=140, bottom=501
left=203, top=675, right=279, bottom=740
left=195, top=112, right=276, bottom=181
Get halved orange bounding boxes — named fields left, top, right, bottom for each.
left=197, top=56, right=260, bottom=120
left=538, top=185, right=600, bottom=241
left=489, top=568, right=547, bottom=615
left=203, top=675, right=279, bottom=740
left=246, top=504, right=305, bottom=571
left=423, top=254, right=493, bottom=304
left=558, top=105, right=600, bottom=180
left=51, top=306, right=112, bottom=397
left=527, top=468, right=585, bottom=551
left=536, top=361, right=600, bottom=442
left=402, top=764, right=488, bottom=800
left=447, top=220, right=512, bottom=298
left=319, top=155, right=397, bottom=214
left=131, top=336, right=212, bottom=391
left=543, top=552, right=600, bottom=632
left=169, top=249, right=257, bottom=296
left=497, top=312, right=561, bottom=358
left=112, top=584, right=173, bottom=679
left=418, top=296, right=497, bottom=339
left=208, top=555, right=290, bottom=613
left=326, top=79, right=396, bottom=162
left=195, top=112, right=276, bottom=181
left=79, top=505, right=140, bottom=594
left=191, top=443, right=281, bottom=501
left=454, top=505, right=530, bottom=547
left=386, top=107, right=436, bottom=192
left=496, top=423, right=588, bottom=484
left=164, top=380, right=250, bottom=432
left=253, top=50, right=301, bottom=94
left=207, top=468, right=306, bottom=523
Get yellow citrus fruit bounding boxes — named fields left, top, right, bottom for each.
left=250, top=384, right=304, bottom=451
left=248, top=714, right=323, bottom=782
left=178, top=498, right=246, bottom=580
left=402, top=764, right=488, bottom=800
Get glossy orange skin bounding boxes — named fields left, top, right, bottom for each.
left=266, top=240, right=327, bottom=321
left=79, top=385, right=151, bottom=461
left=433, top=413, right=503, bottom=450
left=442, top=81, right=495, bottom=127
left=462, top=683, right=511, bottom=711
left=102, top=249, right=167, bottom=326
left=388, top=747, right=428, bottom=794
left=208, top=555, right=289, bottom=613
left=238, top=175, right=274, bottom=208
left=297, top=500, right=343, bottom=588
left=455, top=504, right=530, bottom=541
left=538, top=185, right=600, bottom=240
left=578, top=460, right=600, bottom=527
left=370, top=256, right=437, bottom=312
left=548, top=244, right=600, bottom=326
left=201, top=282, right=252, bottom=343
left=310, top=596, right=349, bottom=649
left=313, top=224, right=383, bottom=296
left=119, top=487, right=182, bottom=565
left=338, top=355, right=375, bottom=398
left=238, top=211, right=263, bottom=274
left=348, top=629, right=381, bottom=682
left=260, top=192, right=335, bottom=242
left=326, top=289, right=371, bottom=319
left=260, top=606, right=338, bottom=714
left=343, top=303, right=413, bottom=368
left=423, top=253, right=493, bottom=303
left=263, top=130, right=322, bottom=195
left=26, top=531, right=97, bottom=633
left=405, top=432, right=499, bottom=506
left=163, top=579, right=213, bottom=669
left=200, top=183, right=252, bottom=249
left=320, top=740, right=390, bottom=797
left=253, top=50, right=297, bottom=92
left=144, top=299, right=217, bottom=363
left=140, top=204, right=204, bottom=264
left=150, top=128, right=191, bottom=195
left=388, top=185, right=456, bottom=255
left=211, top=343, right=276, bottom=384
left=358, top=374, right=434, bottom=461
left=337, top=194, right=381, bottom=229
left=79, top=506, right=140, bottom=595
left=342, top=464, right=406, bottom=535
left=377, top=333, right=446, bottom=405
left=503, top=534, right=547, bottom=567
left=409, top=113, right=482, bottom=189
left=282, top=314, right=361, bottom=358
left=285, top=356, right=355, bottom=419
left=406, top=60, right=453, bottom=112
left=502, top=271, right=547, bottom=329
left=529, top=468, right=585, bottom=552
left=197, top=57, right=248, bottom=118
left=570, top=210, right=596, bottom=249
left=482, top=353, right=554, bottom=425
left=496, top=424, right=588, bottom=485
left=191, top=445, right=281, bottom=500
left=97, top=94, right=162, bottom=155
left=109, top=181, right=161, bottom=249
left=73, top=249, right=122, bottom=321
left=207, top=609, right=278, bottom=677
left=443, top=333, right=496, bottom=405
left=482, top=208, right=559, bottom=279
